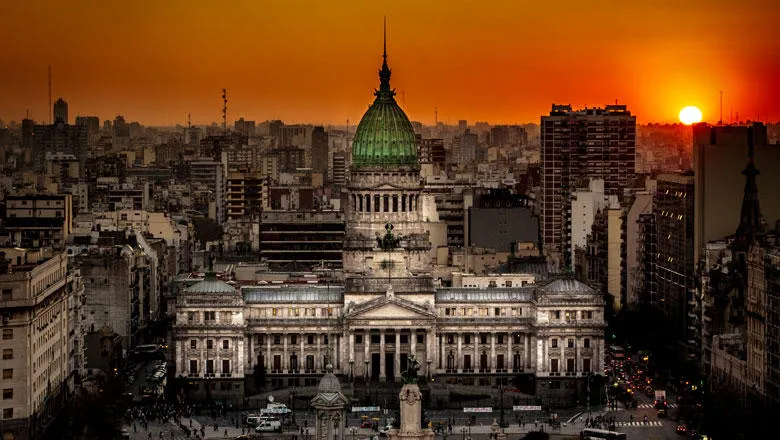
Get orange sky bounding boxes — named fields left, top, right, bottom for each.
left=1, top=0, right=779, bottom=126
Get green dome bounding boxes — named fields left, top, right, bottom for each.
left=351, top=50, right=418, bottom=169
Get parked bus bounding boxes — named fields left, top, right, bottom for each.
left=580, top=428, right=627, bottom=440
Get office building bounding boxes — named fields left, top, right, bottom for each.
left=311, top=126, right=329, bottom=184
left=655, top=173, right=695, bottom=357
left=1, top=194, right=73, bottom=251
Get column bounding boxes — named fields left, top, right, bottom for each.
left=524, top=334, right=530, bottom=370
left=474, top=332, right=479, bottom=372
left=349, top=332, right=355, bottom=362
left=457, top=333, right=463, bottom=372
left=506, top=333, right=512, bottom=372
left=394, top=329, right=401, bottom=381
left=266, top=336, right=271, bottom=370
left=490, top=332, right=496, bottom=373
left=316, top=334, right=322, bottom=371
left=299, top=333, right=305, bottom=373
left=379, top=329, right=386, bottom=381
left=283, top=333, right=289, bottom=373
left=410, top=330, right=417, bottom=358
left=575, top=335, right=580, bottom=376
left=364, top=330, right=371, bottom=378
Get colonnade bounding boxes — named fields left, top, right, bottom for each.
left=350, top=192, right=420, bottom=213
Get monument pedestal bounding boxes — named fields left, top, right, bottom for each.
left=387, top=384, right=434, bottom=440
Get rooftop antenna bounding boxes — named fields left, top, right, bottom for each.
left=48, top=65, right=52, bottom=124
left=719, top=91, right=724, bottom=125
left=222, top=88, right=227, bottom=135
left=435, top=107, right=438, bottom=126
left=187, top=112, right=191, bottom=129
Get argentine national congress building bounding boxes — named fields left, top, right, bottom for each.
left=173, top=39, right=606, bottom=407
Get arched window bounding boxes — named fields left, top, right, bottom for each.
left=358, top=194, right=363, bottom=212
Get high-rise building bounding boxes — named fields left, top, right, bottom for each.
left=693, top=123, right=780, bottom=261
left=234, top=117, right=256, bottom=137
left=654, top=173, right=695, bottom=356
left=541, top=104, right=636, bottom=269
left=53, top=98, right=68, bottom=124
left=1, top=194, right=73, bottom=250
left=311, top=126, right=329, bottom=184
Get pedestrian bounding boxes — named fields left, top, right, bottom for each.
left=148, top=433, right=152, bottom=440
left=134, top=423, right=137, bottom=433
left=189, top=419, right=192, bottom=428
left=224, top=428, right=228, bottom=437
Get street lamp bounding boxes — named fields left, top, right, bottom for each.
left=498, top=384, right=505, bottom=428
left=349, top=426, right=357, bottom=440
left=349, top=359, right=355, bottom=382
left=460, top=426, right=466, bottom=440
left=364, top=359, right=369, bottom=382
left=427, top=359, right=432, bottom=379
left=290, top=388, right=297, bottom=426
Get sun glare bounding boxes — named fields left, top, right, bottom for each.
left=679, top=106, right=703, bottom=125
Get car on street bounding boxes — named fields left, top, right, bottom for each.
left=676, top=424, right=688, bottom=434
left=657, top=408, right=668, bottom=418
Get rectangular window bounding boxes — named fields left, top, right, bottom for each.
left=187, top=312, right=195, bottom=322
left=2, top=389, right=11, bottom=399
left=190, top=340, right=197, bottom=349
left=273, top=335, right=281, bottom=345
left=583, top=358, right=591, bottom=373
left=567, top=358, right=575, bottom=372
left=567, top=338, right=575, bottom=348
left=551, top=359, right=559, bottom=373
left=551, top=338, right=558, bottom=348
left=257, top=335, right=265, bottom=345
left=447, top=334, right=454, bottom=344
left=497, top=335, right=504, bottom=344
left=307, top=334, right=314, bottom=345
left=355, top=335, right=363, bottom=344
left=1, top=329, right=11, bottom=340
left=323, top=334, right=329, bottom=345
left=513, top=334, right=522, bottom=344
left=189, top=360, right=198, bottom=375
left=1, top=289, right=11, bottom=301
left=464, top=335, right=471, bottom=344
left=206, top=340, right=214, bottom=349
left=494, top=307, right=501, bottom=316
left=222, top=339, right=230, bottom=349
left=1, top=369, right=11, bottom=380
left=480, top=334, right=487, bottom=344
left=584, top=338, right=591, bottom=348
left=204, top=311, right=216, bottom=321
left=416, top=334, right=424, bottom=344
left=2, top=349, right=11, bottom=360
left=222, top=359, right=230, bottom=374
left=3, top=408, right=12, bottom=419
left=206, top=359, right=214, bottom=374
left=290, top=335, right=297, bottom=345
left=371, top=334, right=381, bottom=344
left=505, top=280, right=512, bottom=287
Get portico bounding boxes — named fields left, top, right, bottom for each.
left=343, top=292, right=436, bottom=382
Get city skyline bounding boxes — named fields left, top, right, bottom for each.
left=2, top=0, right=779, bottom=126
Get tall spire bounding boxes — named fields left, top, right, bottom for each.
left=377, top=16, right=394, bottom=100
left=735, top=128, right=763, bottom=248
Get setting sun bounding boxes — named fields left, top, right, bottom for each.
left=679, top=106, right=703, bottom=125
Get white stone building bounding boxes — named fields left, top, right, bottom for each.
left=173, top=41, right=606, bottom=406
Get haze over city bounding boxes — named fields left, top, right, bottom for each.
left=2, top=0, right=779, bottom=126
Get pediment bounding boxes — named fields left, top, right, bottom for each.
left=370, top=183, right=405, bottom=190
left=346, top=296, right=435, bottom=321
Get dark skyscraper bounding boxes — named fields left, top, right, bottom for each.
left=53, top=97, right=68, bottom=124
left=654, top=173, right=695, bottom=357
left=540, top=104, right=636, bottom=269
left=311, top=126, right=329, bottom=183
